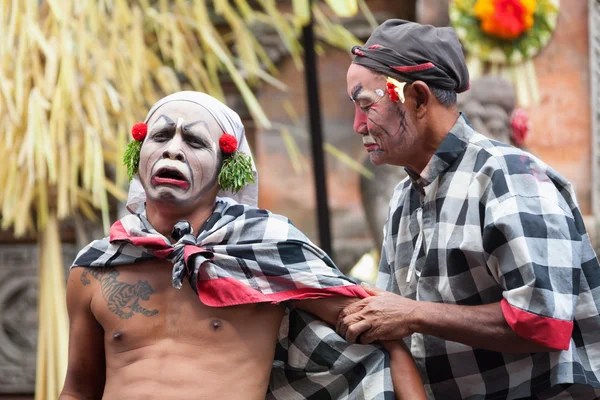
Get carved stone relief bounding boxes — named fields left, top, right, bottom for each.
left=0, top=244, right=77, bottom=394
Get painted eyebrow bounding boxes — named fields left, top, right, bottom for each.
left=349, top=84, right=363, bottom=101
left=183, top=120, right=211, bottom=132
left=156, top=114, right=176, bottom=126
left=148, top=115, right=176, bottom=133
left=349, top=84, right=376, bottom=103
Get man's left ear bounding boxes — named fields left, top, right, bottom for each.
left=410, top=81, right=431, bottom=119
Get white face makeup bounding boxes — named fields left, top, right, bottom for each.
left=138, top=101, right=223, bottom=208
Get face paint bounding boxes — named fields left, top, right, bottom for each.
left=353, top=101, right=369, bottom=134
left=138, top=101, right=223, bottom=208
left=347, top=64, right=418, bottom=166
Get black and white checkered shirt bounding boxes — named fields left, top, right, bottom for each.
left=378, top=115, right=600, bottom=399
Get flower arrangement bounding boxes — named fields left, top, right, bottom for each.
left=450, top=0, right=559, bottom=64
left=474, top=0, right=535, bottom=40
left=217, top=134, right=255, bottom=194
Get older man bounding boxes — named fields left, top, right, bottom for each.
left=59, top=91, right=425, bottom=400
left=338, top=20, right=600, bottom=399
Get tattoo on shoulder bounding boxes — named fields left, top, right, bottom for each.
left=81, top=268, right=159, bottom=320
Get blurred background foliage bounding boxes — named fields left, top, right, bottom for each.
left=0, top=0, right=366, bottom=237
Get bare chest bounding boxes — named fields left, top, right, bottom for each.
left=82, top=261, right=284, bottom=353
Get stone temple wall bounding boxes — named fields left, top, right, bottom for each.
left=0, top=244, right=76, bottom=395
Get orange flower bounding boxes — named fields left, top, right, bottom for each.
left=520, top=0, right=536, bottom=14
left=475, top=0, right=536, bottom=40
left=474, top=0, right=495, bottom=19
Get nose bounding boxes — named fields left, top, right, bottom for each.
left=162, top=135, right=185, bottom=162
left=353, top=108, right=368, bottom=135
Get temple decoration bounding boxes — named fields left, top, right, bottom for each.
left=449, top=0, right=559, bottom=106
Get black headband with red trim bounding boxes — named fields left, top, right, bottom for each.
left=351, top=19, right=470, bottom=93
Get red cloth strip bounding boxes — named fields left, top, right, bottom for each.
left=110, top=220, right=170, bottom=249
left=391, top=62, right=435, bottom=73
left=197, top=277, right=369, bottom=307
left=501, top=298, right=573, bottom=351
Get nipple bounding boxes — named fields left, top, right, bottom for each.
left=113, top=331, right=123, bottom=340
left=210, top=319, right=223, bottom=331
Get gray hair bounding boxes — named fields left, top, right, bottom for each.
left=430, top=86, right=457, bottom=107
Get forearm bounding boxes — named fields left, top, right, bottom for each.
left=298, top=297, right=427, bottom=398
left=381, top=341, right=426, bottom=400
left=411, top=301, right=555, bottom=353
left=295, top=296, right=356, bottom=326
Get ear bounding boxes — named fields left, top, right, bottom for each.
left=410, top=81, right=432, bottom=119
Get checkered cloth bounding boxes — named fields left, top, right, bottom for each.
left=378, top=115, right=600, bottom=399
left=73, top=197, right=395, bottom=399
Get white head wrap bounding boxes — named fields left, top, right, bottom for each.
left=126, top=91, right=258, bottom=213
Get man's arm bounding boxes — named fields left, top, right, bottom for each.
left=59, top=267, right=106, bottom=400
left=297, top=297, right=426, bottom=400
left=296, top=296, right=354, bottom=327
left=336, top=287, right=555, bottom=353
left=338, top=194, right=582, bottom=353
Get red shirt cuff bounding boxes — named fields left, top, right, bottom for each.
left=501, top=298, right=573, bottom=350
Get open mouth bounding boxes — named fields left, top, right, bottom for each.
left=151, top=167, right=190, bottom=190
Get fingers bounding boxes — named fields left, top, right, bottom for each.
left=361, top=284, right=386, bottom=296
left=345, top=320, right=371, bottom=343
left=337, top=312, right=361, bottom=338
left=336, top=298, right=368, bottom=333
left=358, top=329, right=380, bottom=345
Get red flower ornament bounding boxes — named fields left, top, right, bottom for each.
left=219, top=133, right=238, bottom=154
left=387, top=84, right=400, bottom=103
left=385, top=77, right=406, bottom=103
left=131, top=122, right=148, bottom=141
left=124, top=122, right=147, bottom=181
left=217, top=133, right=255, bottom=194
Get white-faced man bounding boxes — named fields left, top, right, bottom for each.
left=337, top=20, right=600, bottom=399
left=60, top=91, right=426, bottom=400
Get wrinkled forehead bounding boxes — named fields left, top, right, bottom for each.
left=146, top=101, right=223, bottom=138
left=346, top=64, right=387, bottom=98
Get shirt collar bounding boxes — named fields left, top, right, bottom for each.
left=405, top=114, right=473, bottom=192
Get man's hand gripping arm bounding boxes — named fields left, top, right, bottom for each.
left=296, top=296, right=426, bottom=400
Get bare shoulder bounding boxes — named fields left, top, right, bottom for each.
left=66, top=266, right=95, bottom=304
